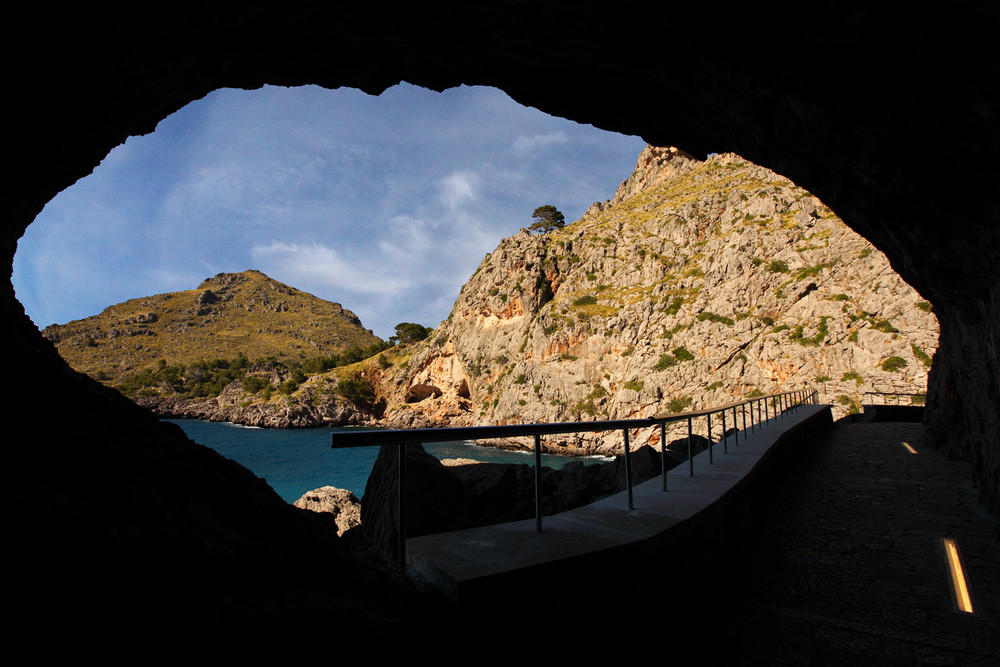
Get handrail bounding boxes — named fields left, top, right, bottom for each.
left=332, top=388, right=819, bottom=571
left=864, top=391, right=926, bottom=406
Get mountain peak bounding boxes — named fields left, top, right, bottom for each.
left=587, top=145, right=700, bottom=216
left=43, top=270, right=379, bottom=385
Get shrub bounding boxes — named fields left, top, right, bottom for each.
left=654, top=354, right=677, bottom=371
left=916, top=301, right=933, bottom=312
left=666, top=396, right=693, bottom=413
left=572, top=295, right=598, bottom=306
left=664, top=296, right=684, bottom=315
left=837, top=394, right=861, bottom=414
left=881, top=356, right=907, bottom=372
left=789, top=317, right=829, bottom=346
left=671, top=346, right=695, bottom=361
left=697, top=311, right=735, bottom=326
left=911, top=345, right=933, bottom=368
left=841, top=371, right=863, bottom=385
left=768, top=259, right=789, bottom=273
left=625, top=380, right=645, bottom=392
left=336, top=374, right=376, bottom=406
left=242, top=376, right=269, bottom=393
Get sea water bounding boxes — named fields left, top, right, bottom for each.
left=168, top=419, right=606, bottom=504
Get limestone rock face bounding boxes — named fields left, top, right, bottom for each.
left=293, top=486, right=361, bottom=537
left=382, top=148, right=938, bottom=455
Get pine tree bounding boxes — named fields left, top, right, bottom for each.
left=529, top=205, right=565, bottom=234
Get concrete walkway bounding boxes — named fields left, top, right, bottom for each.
left=708, top=420, right=1000, bottom=665
left=406, top=403, right=830, bottom=606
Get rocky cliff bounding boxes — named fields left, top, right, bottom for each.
left=381, top=147, right=939, bottom=455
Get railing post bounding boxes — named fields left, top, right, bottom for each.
left=398, top=442, right=409, bottom=573
left=687, top=417, right=694, bottom=476
left=707, top=413, right=713, bottom=464
left=750, top=399, right=755, bottom=433
left=733, top=406, right=739, bottom=446
left=742, top=403, right=747, bottom=437
left=660, top=421, right=668, bottom=491
left=623, top=428, right=634, bottom=510
left=764, top=396, right=769, bottom=424
left=721, top=409, right=728, bottom=454
left=534, top=434, right=543, bottom=533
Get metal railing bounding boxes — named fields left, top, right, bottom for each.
left=332, top=388, right=818, bottom=569
left=864, top=391, right=926, bottom=405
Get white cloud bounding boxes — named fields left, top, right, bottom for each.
left=437, top=170, right=480, bottom=211
left=251, top=241, right=417, bottom=297
left=511, top=131, right=569, bottom=156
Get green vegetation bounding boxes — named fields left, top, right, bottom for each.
left=672, top=346, right=695, bottom=361
left=916, top=301, right=933, bottom=313
left=665, top=396, right=693, bottom=413
left=871, top=319, right=898, bottom=333
left=115, top=339, right=394, bottom=400
left=768, top=259, right=790, bottom=273
left=529, top=205, right=566, bottom=234
left=794, top=261, right=836, bottom=280
left=625, top=380, right=645, bottom=392
left=912, top=344, right=933, bottom=368
left=815, top=375, right=831, bottom=383
left=335, top=373, right=376, bottom=407
left=697, top=311, right=735, bottom=326
left=391, top=322, right=433, bottom=344
left=706, top=381, right=723, bottom=391
left=837, top=394, right=862, bottom=414
left=572, top=295, right=598, bottom=306
left=881, top=356, right=908, bottom=372
left=654, top=353, right=677, bottom=370
left=663, top=296, right=684, bottom=315
left=841, top=371, right=863, bottom=385
left=789, top=317, right=829, bottom=346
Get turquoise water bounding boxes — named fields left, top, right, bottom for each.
left=168, top=419, right=605, bottom=503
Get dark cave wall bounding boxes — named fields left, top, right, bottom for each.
left=3, top=0, right=999, bottom=558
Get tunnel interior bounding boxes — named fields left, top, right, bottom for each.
left=3, top=0, right=998, bottom=649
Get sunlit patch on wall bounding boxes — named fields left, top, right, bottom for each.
left=901, top=441, right=917, bottom=454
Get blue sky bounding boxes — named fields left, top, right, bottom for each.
left=12, top=83, right=647, bottom=340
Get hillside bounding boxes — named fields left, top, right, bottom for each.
left=43, top=269, right=382, bottom=386
left=378, top=146, right=939, bottom=455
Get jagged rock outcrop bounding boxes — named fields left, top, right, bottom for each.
left=294, top=486, right=362, bottom=536
left=383, top=149, right=938, bottom=455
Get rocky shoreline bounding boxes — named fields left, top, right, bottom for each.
left=135, top=393, right=378, bottom=429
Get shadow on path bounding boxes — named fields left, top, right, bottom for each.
left=710, top=420, right=1000, bottom=665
